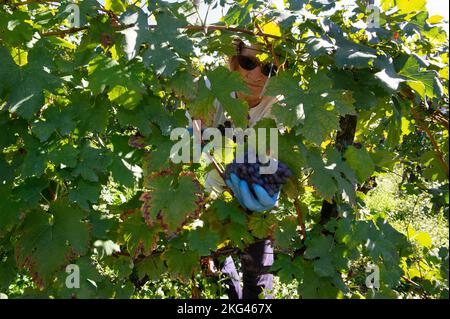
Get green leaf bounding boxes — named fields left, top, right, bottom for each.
left=109, top=156, right=136, bottom=188
left=49, top=144, right=79, bottom=168
left=307, top=146, right=357, bottom=202
left=105, top=0, right=127, bottom=14
left=19, top=148, right=48, bottom=179
left=374, top=56, right=406, bottom=93
left=0, top=186, right=21, bottom=235
left=12, top=177, right=49, bottom=209
left=414, top=231, right=433, bottom=248
left=117, top=95, right=167, bottom=137
left=266, top=71, right=304, bottom=128
left=0, top=46, right=19, bottom=96
left=273, top=216, right=299, bottom=249
left=143, top=46, right=183, bottom=77
left=162, top=248, right=200, bottom=279
left=72, top=143, right=112, bottom=182
left=304, top=235, right=335, bottom=276
left=119, top=7, right=150, bottom=60
left=108, top=85, right=143, bottom=110
left=248, top=213, right=276, bottom=239
left=146, top=175, right=198, bottom=233
left=399, top=56, right=439, bottom=98
left=69, top=180, right=102, bottom=210
left=89, top=212, right=119, bottom=240
left=88, top=55, right=142, bottom=95
left=170, top=70, right=197, bottom=100
left=396, top=0, right=426, bottom=14
left=211, top=199, right=247, bottom=226
left=299, top=261, right=343, bottom=298
left=270, top=254, right=304, bottom=283
left=136, top=255, right=167, bottom=281
left=253, top=118, right=306, bottom=178
left=305, top=36, right=336, bottom=57
left=15, top=199, right=90, bottom=286
left=222, top=222, right=254, bottom=249
left=421, top=150, right=448, bottom=182
left=207, top=66, right=251, bottom=128
left=307, top=148, right=338, bottom=201
left=188, top=227, right=220, bottom=256
left=334, top=41, right=377, bottom=69
left=0, top=10, right=34, bottom=46
left=344, top=145, right=375, bottom=183
left=267, top=71, right=354, bottom=144
left=32, top=106, right=76, bottom=142
left=54, top=256, right=104, bottom=299
left=69, top=93, right=109, bottom=134
left=6, top=42, right=61, bottom=119
left=304, top=235, right=334, bottom=259
left=0, top=157, right=14, bottom=184
left=120, top=210, right=161, bottom=258
left=0, top=254, right=16, bottom=290
left=143, top=127, right=176, bottom=172
left=301, top=104, right=341, bottom=145
left=188, top=78, right=217, bottom=125
left=7, top=69, right=60, bottom=119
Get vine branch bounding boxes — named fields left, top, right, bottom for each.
left=411, top=106, right=449, bottom=178
left=294, top=198, right=307, bottom=241
left=40, top=22, right=284, bottom=41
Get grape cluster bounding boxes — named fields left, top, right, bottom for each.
left=224, top=153, right=292, bottom=197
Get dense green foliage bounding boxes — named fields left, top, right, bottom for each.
left=0, top=0, right=448, bottom=299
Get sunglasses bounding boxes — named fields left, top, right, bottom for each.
left=237, top=55, right=278, bottom=77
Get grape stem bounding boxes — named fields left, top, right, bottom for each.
left=205, top=152, right=225, bottom=180
left=294, top=198, right=307, bottom=242
left=411, top=105, right=449, bottom=178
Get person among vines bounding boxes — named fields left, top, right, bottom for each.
left=191, top=37, right=287, bottom=299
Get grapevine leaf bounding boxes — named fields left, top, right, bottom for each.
left=146, top=175, right=198, bottom=233
left=273, top=216, right=299, bottom=249
left=105, top=0, right=127, bottom=14
left=188, top=227, right=220, bottom=256
left=207, top=66, right=251, bottom=128
left=210, top=199, right=247, bottom=226
left=72, top=143, right=112, bottom=182
left=15, top=199, right=90, bottom=286
left=270, top=254, right=304, bottom=283
left=0, top=186, right=21, bottom=235
left=334, top=40, right=377, bottom=69
left=399, top=56, right=440, bottom=98
left=69, top=179, right=102, bottom=211
left=344, top=145, right=375, bottom=183
left=0, top=46, right=19, bottom=96
left=119, top=6, right=150, bottom=60
left=248, top=214, right=276, bottom=239
left=119, top=210, right=161, bottom=258
left=162, top=248, right=200, bottom=279
left=136, top=255, right=167, bottom=281
left=49, top=144, right=79, bottom=169
left=12, top=177, right=49, bottom=209
left=189, top=79, right=217, bottom=124
left=170, top=70, right=197, bottom=100
left=307, top=148, right=338, bottom=201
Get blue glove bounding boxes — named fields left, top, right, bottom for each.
left=225, top=173, right=280, bottom=212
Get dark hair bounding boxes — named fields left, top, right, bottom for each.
left=230, top=37, right=289, bottom=70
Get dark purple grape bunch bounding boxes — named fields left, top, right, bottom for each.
left=224, top=152, right=292, bottom=197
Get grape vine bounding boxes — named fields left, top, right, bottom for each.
left=0, top=0, right=448, bottom=299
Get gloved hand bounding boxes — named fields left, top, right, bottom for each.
left=225, top=173, right=280, bottom=212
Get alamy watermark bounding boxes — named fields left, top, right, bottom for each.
left=170, top=120, right=280, bottom=174
left=65, top=264, right=80, bottom=289
left=64, top=3, right=80, bottom=28
left=365, top=264, right=380, bottom=289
